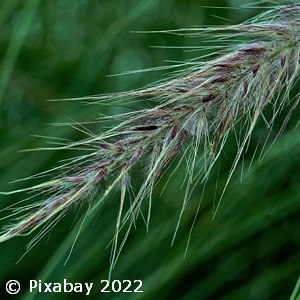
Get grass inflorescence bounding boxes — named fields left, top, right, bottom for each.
left=1, top=2, right=300, bottom=273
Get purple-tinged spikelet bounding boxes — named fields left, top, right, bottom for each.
left=1, top=4, right=300, bottom=259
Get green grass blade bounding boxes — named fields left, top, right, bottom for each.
left=0, top=0, right=40, bottom=106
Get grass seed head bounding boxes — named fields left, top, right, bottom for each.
left=1, top=3, right=300, bottom=266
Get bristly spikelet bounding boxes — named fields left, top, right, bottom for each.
left=1, top=3, right=300, bottom=265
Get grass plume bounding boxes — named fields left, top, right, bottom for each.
left=1, top=2, right=300, bottom=271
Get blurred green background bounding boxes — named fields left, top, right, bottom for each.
left=0, top=0, right=300, bottom=299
